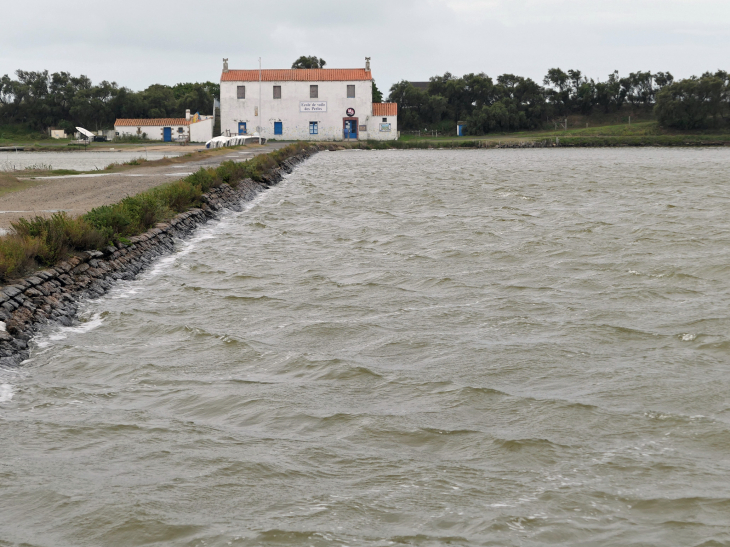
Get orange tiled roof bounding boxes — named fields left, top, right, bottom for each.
left=114, top=118, right=190, bottom=126
left=373, top=103, right=398, bottom=116
left=221, top=69, right=372, bottom=82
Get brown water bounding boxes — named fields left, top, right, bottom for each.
left=1, top=149, right=730, bottom=546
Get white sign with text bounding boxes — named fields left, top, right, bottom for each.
left=300, top=101, right=327, bottom=112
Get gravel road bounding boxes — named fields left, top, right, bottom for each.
left=0, top=143, right=287, bottom=230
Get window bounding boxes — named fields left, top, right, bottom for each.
left=274, top=121, right=283, bottom=135
left=309, top=122, right=318, bottom=135
left=237, top=85, right=245, bottom=99
left=347, top=85, right=355, bottom=98
left=382, top=117, right=387, bottom=122
left=273, top=85, right=281, bottom=99
left=310, top=85, right=318, bottom=99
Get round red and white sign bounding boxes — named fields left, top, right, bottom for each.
left=346, top=108, right=355, bottom=116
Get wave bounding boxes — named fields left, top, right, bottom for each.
left=0, top=383, right=13, bottom=403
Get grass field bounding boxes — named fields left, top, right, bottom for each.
left=395, top=121, right=730, bottom=147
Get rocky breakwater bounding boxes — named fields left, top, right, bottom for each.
left=0, top=145, right=320, bottom=367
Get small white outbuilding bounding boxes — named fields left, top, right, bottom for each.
left=114, top=110, right=214, bottom=142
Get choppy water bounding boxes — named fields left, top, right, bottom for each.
left=2, top=148, right=730, bottom=546
left=0, top=150, right=181, bottom=172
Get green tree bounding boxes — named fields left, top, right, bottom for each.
left=655, top=72, right=729, bottom=129
left=141, top=84, right=178, bottom=118
left=372, top=80, right=383, bottom=103
left=292, top=56, right=326, bottom=69
left=543, top=68, right=571, bottom=115
left=594, top=71, right=625, bottom=113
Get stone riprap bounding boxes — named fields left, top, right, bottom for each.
left=0, top=145, right=321, bottom=367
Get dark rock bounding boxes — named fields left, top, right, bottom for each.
left=72, top=263, right=90, bottom=274
left=12, top=338, right=27, bottom=350
left=2, top=286, right=22, bottom=298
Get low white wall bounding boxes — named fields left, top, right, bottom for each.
left=190, top=119, right=213, bottom=142
left=366, top=115, right=398, bottom=141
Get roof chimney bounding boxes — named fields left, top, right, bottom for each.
left=223, top=58, right=229, bottom=73
left=365, top=57, right=371, bottom=71
left=186, top=109, right=191, bottom=120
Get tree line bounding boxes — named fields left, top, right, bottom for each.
left=387, top=69, right=730, bottom=133
left=0, top=70, right=219, bottom=133
left=1, top=65, right=727, bottom=136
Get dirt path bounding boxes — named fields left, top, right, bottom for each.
left=0, top=143, right=288, bottom=230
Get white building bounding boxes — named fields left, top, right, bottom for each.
left=220, top=60, right=398, bottom=141
left=114, top=110, right=214, bottom=142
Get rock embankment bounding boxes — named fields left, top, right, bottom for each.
left=0, top=145, right=320, bottom=367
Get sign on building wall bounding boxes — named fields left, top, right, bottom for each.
left=379, top=123, right=392, bottom=132
left=300, top=101, right=327, bottom=112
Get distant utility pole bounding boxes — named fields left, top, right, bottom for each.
left=258, top=57, right=262, bottom=135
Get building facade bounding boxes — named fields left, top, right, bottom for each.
left=114, top=111, right=214, bottom=142
left=220, top=62, right=398, bottom=141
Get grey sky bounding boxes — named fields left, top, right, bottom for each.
left=2, top=0, right=728, bottom=94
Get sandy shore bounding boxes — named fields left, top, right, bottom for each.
left=0, top=143, right=286, bottom=230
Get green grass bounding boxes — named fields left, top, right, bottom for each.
left=0, top=125, right=51, bottom=145
left=386, top=121, right=730, bottom=148
left=0, top=142, right=312, bottom=281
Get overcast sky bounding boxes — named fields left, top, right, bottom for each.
left=2, top=0, right=728, bottom=94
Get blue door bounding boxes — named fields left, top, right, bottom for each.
left=457, top=124, right=465, bottom=137
left=274, top=122, right=283, bottom=136
left=163, top=127, right=172, bottom=142
left=343, top=119, right=358, bottom=140
left=238, top=122, right=247, bottom=135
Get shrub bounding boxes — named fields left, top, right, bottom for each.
left=152, top=180, right=202, bottom=213
left=0, top=235, right=41, bottom=280
left=0, top=142, right=313, bottom=281
left=10, top=213, right=107, bottom=268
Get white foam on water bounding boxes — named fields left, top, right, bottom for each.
left=47, top=313, right=104, bottom=342
left=0, top=383, right=13, bottom=403
left=141, top=179, right=286, bottom=281
left=28, top=174, right=292, bottom=351
left=109, top=284, right=142, bottom=300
